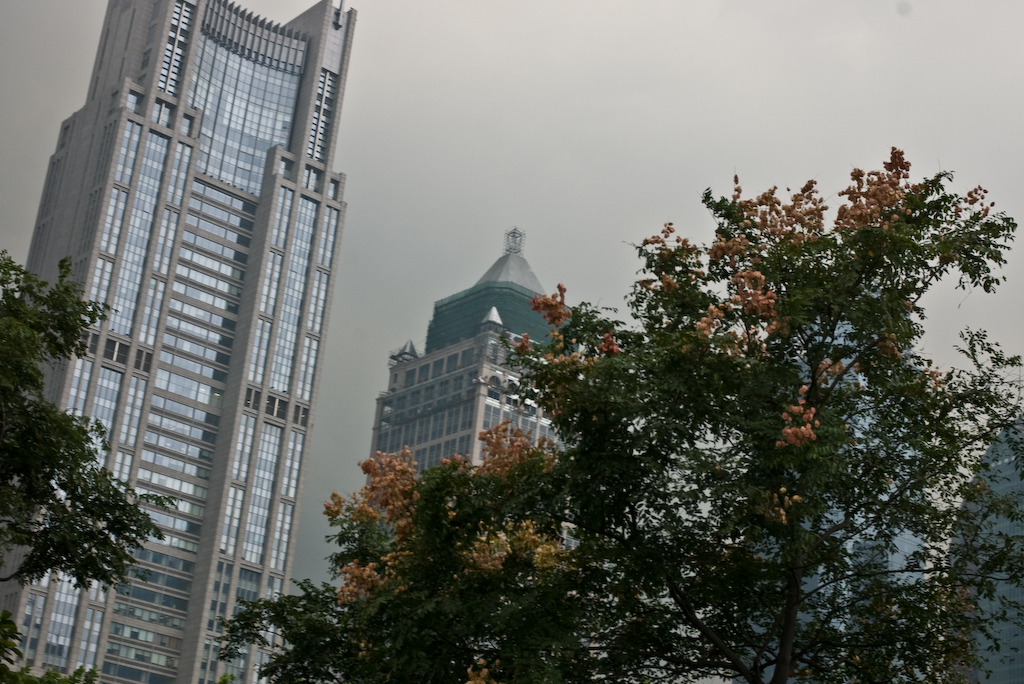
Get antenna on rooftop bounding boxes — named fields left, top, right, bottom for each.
left=504, top=227, right=525, bottom=255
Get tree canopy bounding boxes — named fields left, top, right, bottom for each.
left=0, top=252, right=168, bottom=589
left=225, top=150, right=1024, bottom=684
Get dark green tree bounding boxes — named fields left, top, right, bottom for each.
left=224, top=150, right=1024, bottom=683
left=0, top=252, right=168, bottom=589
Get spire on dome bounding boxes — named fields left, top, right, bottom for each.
left=475, top=228, right=545, bottom=294
left=504, top=227, right=525, bottom=255
left=424, top=228, right=551, bottom=353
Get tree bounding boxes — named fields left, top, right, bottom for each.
left=0, top=252, right=168, bottom=589
left=224, top=150, right=1024, bottom=683
left=225, top=431, right=593, bottom=684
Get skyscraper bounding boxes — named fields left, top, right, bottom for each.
left=0, top=1, right=355, bottom=682
left=371, top=228, right=557, bottom=470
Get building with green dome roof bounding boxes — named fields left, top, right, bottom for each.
left=370, top=229, right=557, bottom=470
left=424, top=227, right=550, bottom=353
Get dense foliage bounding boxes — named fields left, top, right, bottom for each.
left=225, top=150, right=1024, bottom=683
left=0, top=253, right=168, bottom=589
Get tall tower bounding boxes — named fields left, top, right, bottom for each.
left=1, top=1, right=356, bottom=683
left=371, top=229, right=556, bottom=470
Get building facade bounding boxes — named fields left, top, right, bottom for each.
left=1, top=1, right=356, bottom=683
left=972, top=439, right=1024, bottom=683
left=371, top=229, right=557, bottom=470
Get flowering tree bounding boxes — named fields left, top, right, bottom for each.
left=224, top=150, right=1024, bottom=684
left=224, top=427, right=590, bottom=684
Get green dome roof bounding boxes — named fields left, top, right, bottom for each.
left=423, top=231, right=550, bottom=354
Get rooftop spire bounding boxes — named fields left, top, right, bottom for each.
left=475, top=227, right=545, bottom=294
left=504, top=227, right=525, bottom=255
left=482, top=306, right=504, bottom=326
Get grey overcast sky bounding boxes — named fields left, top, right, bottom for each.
left=3, top=0, right=1024, bottom=583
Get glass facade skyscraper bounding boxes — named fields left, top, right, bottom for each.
left=0, top=1, right=356, bottom=683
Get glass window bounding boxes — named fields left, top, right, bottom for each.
left=220, top=487, right=244, bottom=555
left=138, top=277, right=167, bottom=346
left=278, top=158, right=295, bottom=181
left=152, top=100, right=174, bottom=127
left=118, top=376, right=147, bottom=447
left=141, top=449, right=210, bottom=480
left=308, top=70, right=338, bottom=162
left=248, top=319, right=272, bottom=384
left=76, top=608, right=104, bottom=668
left=103, top=338, right=130, bottom=364
left=112, top=451, right=133, bottom=482
left=114, top=122, right=143, bottom=185
left=265, top=395, right=289, bottom=420
left=155, top=369, right=223, bottom=408
left=160, top=349, right=228, bottom=382
left=236, top=568, right=261, bottom=604
left=157, top=1, right=193, bottom=96
left=100, top=188, right=129, bottom=254
left=163, top=332, right=230, bottom=366
left=192, top=180, right=257, bottom=216
left=89, top=259, right=114, bottom=304
left=92, top=367, right=124, bottom=435
left=109, top=132, right=170, bottom=335
left=425, top=444, right=442, bottom=470
left=137, top=468, right=208, bottom=499
left=303, top=166, right=322, bottom=192
left=306, top=270, right=328, bottom=333
left=189, top=32, right=301, bottom=194
left=232, top=413, right=256, bottom=481
left=134, top=349, right=153, bottom=373
left=317, top=206, right=340, bottom=268
left=280, top=431, right=304, bottom=498
left=126, top=91, right=143, bottom=114
left=143, top=424, right=214, bottom=462
left=42, top=577, right=80, bottom=669
left=112, top=602, right=185, bottom=631
left=167, top=143, right=192, bottom=205
left=164, top=314, right=233, bottom=348
left=268, top=198, right=318, bottom=393
left=242, top=423, right=283, bottom=563
left=296, top=337, right=319, bottom=401
left=269, top=504, right=293, bottom=571
left=258, top=252, right=282, bottom=313
left=154, top=209, right=179, bottom=274
left=271, top=187, right=293, bottom=249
